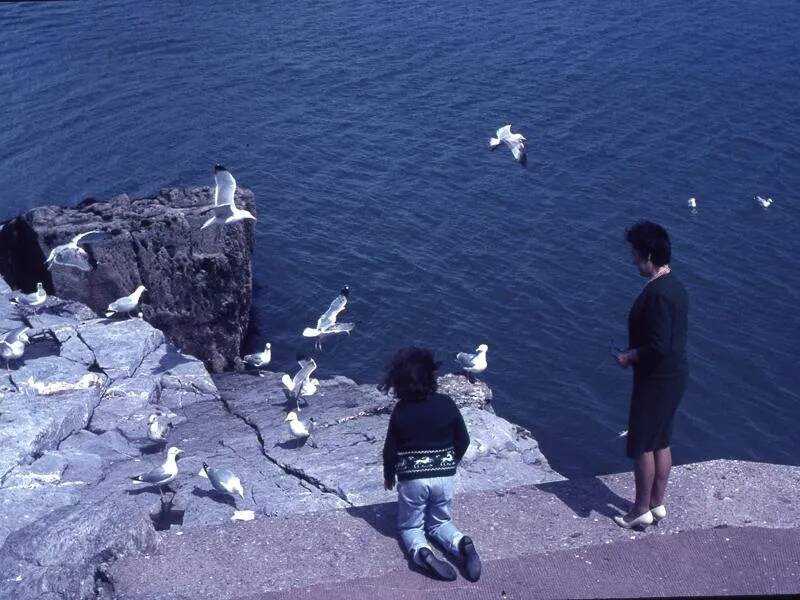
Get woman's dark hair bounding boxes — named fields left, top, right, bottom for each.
left=625, top=220, right=671, bottom=266
left=378, top=346, right=439, bottom=402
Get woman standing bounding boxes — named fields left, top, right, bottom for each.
left=614, top=221, right=689, bottom=529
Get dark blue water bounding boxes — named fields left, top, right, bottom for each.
left=2, top=0, right=799, bottom=478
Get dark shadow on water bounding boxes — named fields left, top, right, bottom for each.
left=191, top=486, right=237, bottom=508
left=536, top=476, right=632, bottom=518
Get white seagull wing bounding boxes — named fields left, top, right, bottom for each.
left=214, top=169, right=237, bottom=206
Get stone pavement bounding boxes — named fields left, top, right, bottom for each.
left=111, top=459, right=800, bottom=599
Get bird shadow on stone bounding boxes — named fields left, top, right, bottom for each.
left=126, top=485, right=172, bottom=497
left=157, top=349, right=196, bottom=371
left=536, top=477, right=632, bottom=519
left=191, top=486, right=237, bottom=508
left=273, top=438, right=307, bottom=450
left=139, top=442, right=168, bottom=456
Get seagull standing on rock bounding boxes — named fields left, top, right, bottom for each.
left=44, top=230, right=107, bottom=271
left=130, top=446, right=184, bottom=499
left=489, top=125, right=527, bottom=165
left=302, top=286, right=355, bottom=350
left=0, top=327, right=31, bottom=371
left=282, top=355, right=319, bottom=411
left=199, top=462, right=245, bottom=501
left=10, top=282, right=47, bottom=313
left=200, top=165, right=256, bottom=231
left=284, top=411, right=318, bottom=448
left=242, top=342, right=271, bottom=374
left=456, top=344, right=489, bottom=383
left=105, top=285, right=147, bottom=318
left=147, top=414, right=173, bottom=445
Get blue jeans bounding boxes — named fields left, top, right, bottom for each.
left=396, top=476, right=464, bottom=565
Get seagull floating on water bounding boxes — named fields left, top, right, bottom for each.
left=199, top=461, right=245, bottom=500
left=10, top=282, right=47, bottom=313
left=1, top=327, right=31, bottom=371
left=489, top=124, right=527, bottom=165
left=45, top=230, right=106, bottom=271
left=687, top=197, right=697, bottom=213
left=456, top=344, right=489, bottom=383
left=147, top=414, right=173, bottom=444
left=242, top=342, right=271, bottom=373
left=755, top=195, right=773, bottom=209
left=130, top=446, right=183, bottom=499
left=200, top=165, right=256, bottom=230
left=105, top=285, right=147, bottom=318
left=302, top=286, right=354, bottom=350
left=284, top=411, right=318, bottom=448
left=282, top=355, right=319, bottom=410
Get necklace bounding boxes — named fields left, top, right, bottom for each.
left=648, top=265, right=671, bottom=283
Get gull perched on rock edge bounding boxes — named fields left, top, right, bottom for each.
left=147, top=414, right=173, bottom=445
left=456, top=343, right=489, bottom=383
left=284, top=411, right=318, bottom=448
left=282, top=355, right=319, bottom=411
left=105, top=285, right=147, bottom=318
left=242, top=342, right=271, bottom=373
left=302, top=285, right=355, bottom=350
left=130, top=446, right=183, bottom=499
left=200, top=165, right=256, bottom=230
left=489, top=124, right=527, bottom=165
left=10, top=282, right=46, bottom=313
left=0, top=327, right=31, bottom=371
left=44, top=230, right=107, bottom=271
left=755, top=195, right=773, bottom=209
left=198, top=462, right=245, bottom=501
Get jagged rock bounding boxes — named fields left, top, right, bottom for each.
left=78, top=318, right=164, bottom=381
left=0, top=186, right=256, bottom=372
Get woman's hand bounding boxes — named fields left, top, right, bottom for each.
left=615, top=349, right=637, bottom=368
left=384, top=477, right=395, bottom=491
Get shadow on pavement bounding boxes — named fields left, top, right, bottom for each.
left=537, top=476, right=631, bottom=518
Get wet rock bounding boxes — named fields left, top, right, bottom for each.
left=0, top=186, right=256, bottom=372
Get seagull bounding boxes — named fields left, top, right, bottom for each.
left=489, top=124, right=527, bottom=165
left=302, top=286, right=355, bottom=350
left=282, top=355, right=319, bottom=411
left=200, top=165, right=256, bottom=230
left=284, top=411, right=317, bottom=448
left=147, top=414, right=173, bottom=444
left=1, top=327, right=31, bottom=371
left=688, top=197, right=697, bottom=213
left=44, top=230, right=106, bottom=271
left=618, top=429, right=628, bottom=438
left=199, top=461, right=245, bottom=500
left=456, top=344, right=489, bottom=383
left=10, top=282, right=47, bottom=313
left=242, top=342, right=271, bottom=373
left=755, top=195, right=773, bottom=209
left=130, top=446, right=183, bottom=499
left=105, top=285, right=147, bottom=318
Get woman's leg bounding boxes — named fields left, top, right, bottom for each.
left=650, top=446, right=672, bottom=507
left=627, top=451, right=654, bottom=518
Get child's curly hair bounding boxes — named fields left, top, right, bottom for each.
left=378, top=346, right=440, bottom=402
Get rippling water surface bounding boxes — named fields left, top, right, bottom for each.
left=2, top=0, right=799, bottom=477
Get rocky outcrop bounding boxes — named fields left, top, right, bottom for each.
left=0, top=186, right=256, bottom=372
left=0, top=277, right=562, bottom=599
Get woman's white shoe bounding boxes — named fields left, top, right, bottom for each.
left=613, top=510, right=654, bottom=529
left=650, top=505, right=667, bottom=521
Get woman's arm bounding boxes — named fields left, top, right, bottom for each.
left=382, top=410, right=398, bottom=489
left=634, top=292, right=673, bottom=363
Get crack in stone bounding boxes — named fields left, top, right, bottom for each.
left=217, top=394, right=353, bottom=506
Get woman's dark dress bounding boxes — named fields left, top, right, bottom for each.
left=627, top=273, right=689, bottom=458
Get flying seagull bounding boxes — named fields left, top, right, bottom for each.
left=456, top=344, right=489, bottom=383
left=200, top=165, right=256, bottom=230
left=0, top=327, right=31, bottom=371
left=282, top=355, right=319, bottom=411
left=489, top=125, right=526, bottom=165
left=755, top=195, right=773, bottom=209
left=147, top=414, right=173, bottom=445
left=199, top=461, right=245, bottom=500
left=284, top=411, right=318, bottom=448
left=130, top=446, right=183, bottom=499
left=302, top=286, right=355, bottom=350
left=242, top=342, right=271, bottom=373
left=105, top=285, right=147, bottom=318
left=44, top=230, right=106, bottom=271
left=10, top=282, right=47, bottom=313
